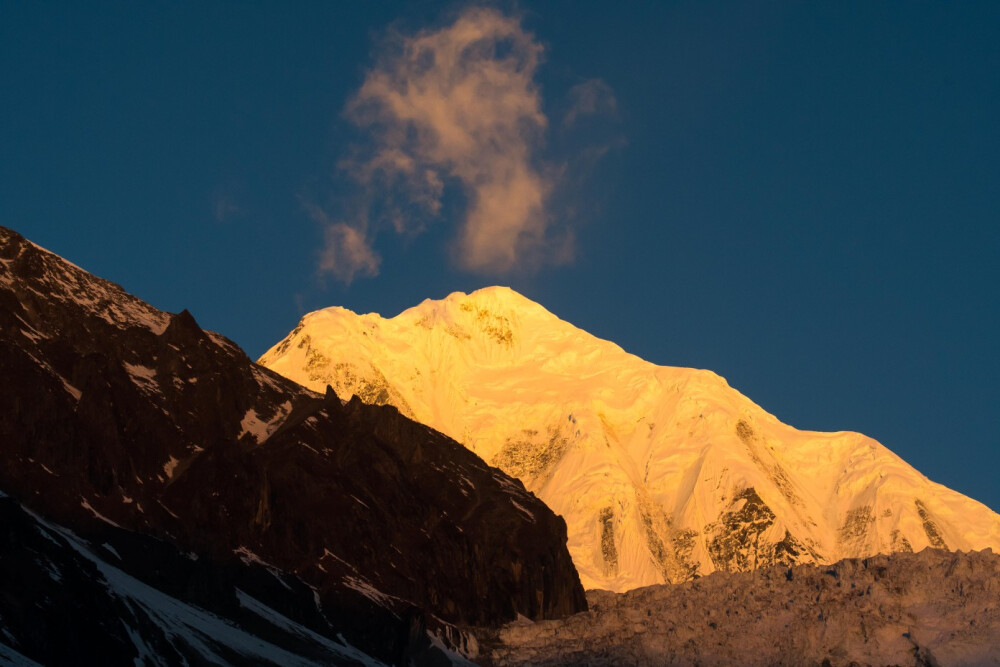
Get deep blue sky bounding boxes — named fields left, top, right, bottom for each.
left=3, top=2, right=998, bottom=511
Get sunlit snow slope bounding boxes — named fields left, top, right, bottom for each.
left=260, top=287, right=1000, bottom=592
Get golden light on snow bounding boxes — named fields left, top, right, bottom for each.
left=261, top=286, right=1000, bottom=592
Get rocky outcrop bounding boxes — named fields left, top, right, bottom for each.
left=0, top=226, right=586, bottom=664
left=479, top=548, right=1000, bottom=666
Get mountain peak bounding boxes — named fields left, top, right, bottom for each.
left=301, top=288, right=556, bottom=340
left=404, top=285, right=552, bottom=322
left=351, top=286, right=564, bottom=355
left=261, top=289, right=1000, bottom=593
left=465, top=284, right=533, bottom=304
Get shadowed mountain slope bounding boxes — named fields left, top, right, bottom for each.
left=0, top=227, right=585, bottom=664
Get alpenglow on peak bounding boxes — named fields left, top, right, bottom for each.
left=259, top=287, right=1000, bottom=593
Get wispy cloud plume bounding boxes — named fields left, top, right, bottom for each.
left=319, top=222, right=380, bottom=284
left=318, top=8, right=554, bottom=279
left=564, top=79, right=618, bottom=127
left=304, top=200, right=380, bottom=284
left=316, top=7, right=618, bottom=283
left=211, top=183, right=245, bottom=223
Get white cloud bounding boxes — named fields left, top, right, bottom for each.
left=304, top=199, right=380, bottom=284
left=564, top=78, right=618, bottom=127
left=314, top=8, right=622, bottom=284
left=211, top=184, right=245, bottom=223
left=319, top=7, right=574, bottom=281
left=318, top=222, right=380, bottom=285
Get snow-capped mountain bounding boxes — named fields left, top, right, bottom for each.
left=0, top=228, right=585, bottom=664
left=260, top=286, right=1000, bottom=593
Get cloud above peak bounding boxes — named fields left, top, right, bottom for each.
left=316, top=7, right=615, bottom=283
left=565, top=79, right=618, bottom=127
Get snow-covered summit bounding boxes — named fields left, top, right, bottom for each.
left=260, top=287, right=1000, bottom=592
left=410, top=285, right=546, bottom=312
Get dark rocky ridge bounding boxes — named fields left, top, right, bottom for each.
left=0, top=226, right=586, bottom=663
left=0, top=493, right=379, bottom=665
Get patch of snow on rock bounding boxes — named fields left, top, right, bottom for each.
left=162, top=456, right=179, bottom=479
left=342, top=576, right=394, bottom=609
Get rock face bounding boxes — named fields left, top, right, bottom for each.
left=0, top=227, right=586, bottom=664
left=0, top=493, right=383, bottom=666
left=259, top=287, right=1000, bottom=592
left=479, top=548, right=1000, bottom=666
